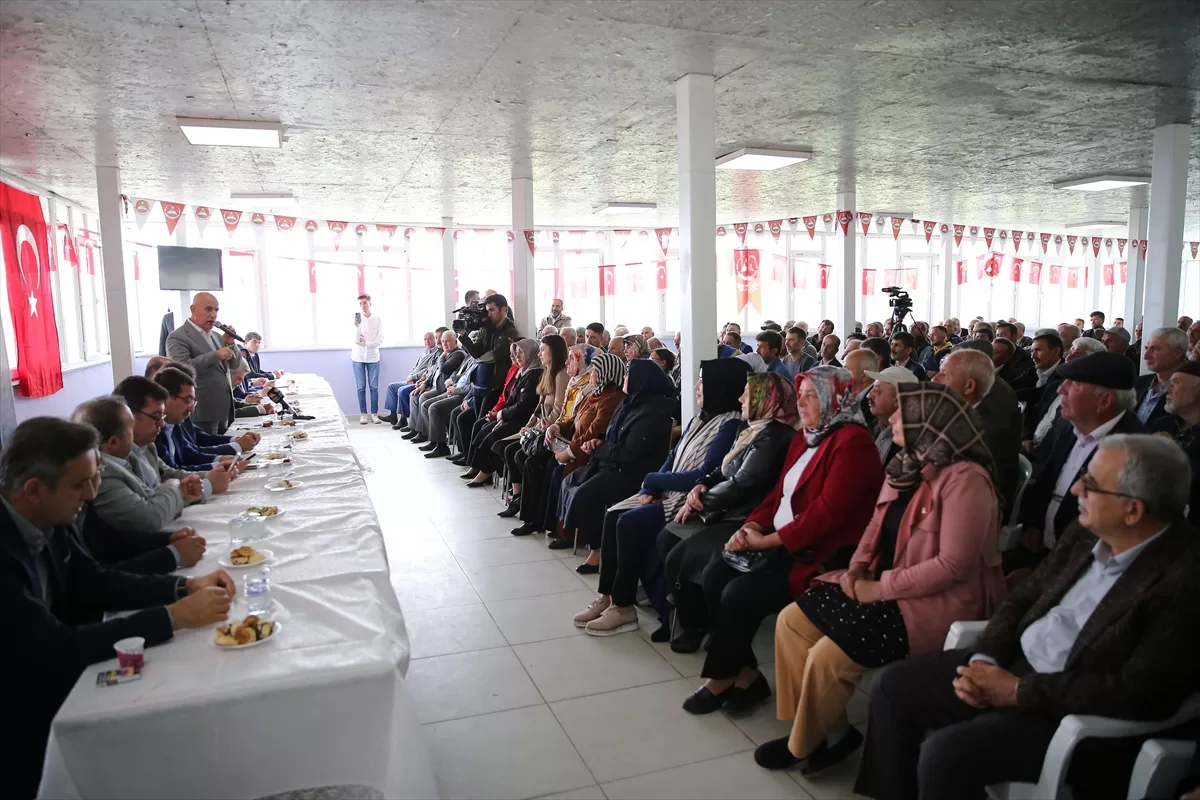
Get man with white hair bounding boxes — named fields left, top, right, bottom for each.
left=857, top=433, right=1200, bottom=800
left=1056, top=322, right=1081, bottom=352
left=1134, top=326, right=1188, bottom=426
left=540, top=324, right=558, bottom=339
left=560, top=327, right=577, bottom=347
left=1009, top=352, right=1147, bottom=571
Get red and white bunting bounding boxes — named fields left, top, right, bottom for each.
left=836, top=210, right=853, bottom=236
left=733, top=222, right=749, bottom=243
left=983, top=227, right=995, bottom=249
left=1039, top=232, right=1051, bottom=254
left=955, top=260, right=967, bottom=285
left=923, top=220, right=937, bottom=243
left=425, top=226, right=445, bottom=239
left=768, top=219, right=783, bottom=241
left=876, top=215, right=886, bottom=233
left=656, top=260, right=668, bottom=290
left=1140, top=240, right=1147, bottom=259
left=308, top=260, right=317, bottom=294
left=753, top=222, right=765, bottom=237
left=273, top=215, right=296, bottom=232
left=1102, top=263, right=1115, bottom=286
left=968, top=226, right=979, bottom=247
left=905, top=267, right=919, bottom=291
left=1117, top=238, right=1127, bottom=257
left=193, top=206, right=212, bottom=236
left=1080, top=236, right=1089, bottom=253
left=220, top=209, right=242, bottom=235
left=1012, top=230, right=1023, bottom=252
left=598, top=264, right=615, bottom=296
left=1119, top=261, right=1128, bottom=283
left=792, top=261, right=807, bottom=290
left=1054, top=234, right=1063, bottom=257
left=303, top=219, right=319, bottom=234
left=655, top=227, right=672, bottom=255
left=1191, top=241, right=1199, bottom=260
left=505, top=230, right=514, bottom=243
left=858, top=212, right=873, bottom=235
left=819, top=263, right=830, bottom=289
left=910, top=218, right=921, bottom=234
left=131, top=198, right=154, bottom=230
left=524, top=229, right=536, bottom=255
left=998, top=229, right=1008, bottom=249
left=376, top=224, right=397, bottom=251
left=354, top=223, right=368, bottom=238
left=953, top=224, right=964, bottom=247
left=891, top=217, right=904, bottom=240
left=1066, top=267, right=1080, bottom=289
left=613, top=229, right=632, bottom=249
left=939, top=223, right=949, bottom=237
left=552, top=230, right=561, bottom=244
left=716, top=225, right=727, bottom=237
left=327, top=220, right=347, bottom=250
left=1092, top=237, right=1101, bottom=258
left=822, top=213, right=834, bottom=233
left=1029, top=261, right=1043, bottom=285
left=861, top=269, right=876, bottom=296
left=1104, top=237, right=1113, bottom=256
left=794, top=216, right=810, bottom=239
left=1066, top=235, right=1077, bottom=255
left=161, top=201, right=185, bottom=235
left=356, top=263, right=365, bottom=296
left=250, top=213, right=266, bottom=228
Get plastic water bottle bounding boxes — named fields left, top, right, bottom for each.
left=244, top=567, right=272, bottom=615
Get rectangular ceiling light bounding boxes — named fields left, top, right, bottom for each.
left=178, top=117, right=283, bottom=148
left=1052, top=175, right=1150, bottom=192
left=1064, top=220, right=1126, bottom=231
left=594, top=202, right=657, bottom=214
left=716, top=147, right=812, bottom=171
left=230, top=191, right=298, bottom=210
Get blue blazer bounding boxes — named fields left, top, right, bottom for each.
left=181, top=418, right=237, bottom=456
left=156, top=424, right=218, bottom=472
left=1, top=502, right=178, bottom=797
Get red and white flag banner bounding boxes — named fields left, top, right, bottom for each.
left=876, top=215, right=887, bottom=233
left=822, top=213, right=834, bottom=233
left=132, top=198, right=154, bottom=230
left=221, top=209, right=242, bottom=235
left=884, top=268, right=899, bottom=287
left=861, top=268, right=877, bottom=296
left=273, top=215, right=295, bottom=233
left=1092, top=237, right=1101, bottom=258
left=819, top=263, right=830, bottom=290
left=1118, top=238, right=1127, bottom=257
left=376, top=224, right=397, bottom=252
left=753, top=223, right=765, bottom=237
left=733, top=222, right=749, bottom=243
left=1104, top=238, right=1113, bottom=256
left=307, top=260, right=317, bottom=293
left=425, top=226, right=446, bottom=239
left=58, top=224, right=79, bottom=270
left=969, top=226, right=979, bottom=247
left=1054, top=234, right=1063, bottom=257
left=891, top=217, right=904, bottom=240
left=836, top=211, right=853, bottom=236
left=1140, top=240, right=1147, bottom=259
left=953, top=224, right=964, bottom=247
left=793, top=260, right=807, bottom=290
left=161, top=201, right=185, bottom=235
left=787, top=217, right=798, bottom=233
left=1191, top=242, right=1199, bottom=260
left=983, top=252, right=1002, bottom=279
left=1040, top=232, right=1051, bottom=254
left=733, top=248, right=761, bottom=312
left=998, top=229, right=1008, bottom=249
left=598, top=264, right=616, bottom=296
left=132, top=249, right=140, bottom=281
left=1049, top=264, right=1063, bottom=285
left=1102, top=263, right=1115, bottom=286
left=1012, top=230, right=1023, bottom=252
left=1009, top=257, right=1023, bottom=282
left=356, top=263, right=365, bottom=296
left=193, top=206, right=212, bottom=236
left=769, top=253, right=786, bottom=282
left=768, top=219, right=783, bottom=241
left=505, top=230, right=514, bottom=243
left=1028, top=261, right=1043, bottom=285
left=524, top=230, right=536, bottom=255
left=354, top=223, right=368, bottom=239
left=802, top=216, right=817, bottom=239
left=1119, top=261, right=1128, bottom=283
left=249, top=212, right=266, bottom=228
left=1066, top=267, right=1080, bottom=289
left=328, top=220, right=348, bottom=250
left=923, top=220, right=936, bottom=243
left=910, top=218, right=921, bottom=234
left=956, top=260, right=967, bottom=285
left=1066, top=235, right=1077, bottom=255
left=983, top=227, right=995, bottom=249
left=303, top=219, right=319, bottom=234
left=858, top=212, right=873, bottom=235
left=655, top=227, right=672, bottom=255
left=905, top=268, right=919, bottom=291
left=656, top=260, right=668, bottom=290
left=716, top=225, right=727, bottom=237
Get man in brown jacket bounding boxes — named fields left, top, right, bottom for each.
left=854, top=433, right=1200, bottom=800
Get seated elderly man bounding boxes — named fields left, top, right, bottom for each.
left=405, top=331, right=467, bottom=443
left=560, top=326, right=577, bottom=347
left=417, top=356, right=477, bottom=458
left=844, top=348, right=879, bottom=424
left=864, top=363, right=915, bottom=467
left=935, top=347, right=1022, bottom=520
left=380, top=331, right=439, bottom=427
left=1, top=417, right=238, bottom=798
left=1134, top=326, right=1189, bottom=426
left=540, top=324, right=559, bottom=339
left=1007, top=352, right=1145, bottom=572
left=1024, top=337, right=1106, bottom=452
left=1151, top=360, right=1200, bottom=525
left=854, top=434, right=1200, bottom=800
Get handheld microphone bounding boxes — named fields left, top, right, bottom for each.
left=214, top=322, right=245, bottom=343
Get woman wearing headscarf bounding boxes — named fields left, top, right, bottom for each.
left=497, top=335, right=569, bottom=516
left=573, top=359, right=751, bottom=636
left=545, top=358, right=675, bottom=552
left=756, top=382, right=1005, bottom=777
left=511, top=351, right=624, bottom=536
left=659, top=372, right=799, bottom=653
left=621, top=333, right=652, bottom=362
left=681, top=367, right=884, bottom=717
left=460, top=338, right=542, bottom=487
left=500, top=342, right=594, bottom=520
left=737, top=353, right=769, bottom=374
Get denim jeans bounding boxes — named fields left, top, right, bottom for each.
left=352, top=360, right=380, bottom=413
left=396, top=384, right=419, bottom=418
left=384, top=381, right=406, bottom=413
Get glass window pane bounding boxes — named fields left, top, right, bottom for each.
left=454, top=230, right=510, bottom=305
left=55, top=223, right=83, bottom=364
left=263, top=226, right=314, bottom=348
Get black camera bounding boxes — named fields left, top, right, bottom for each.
left=882, top=286, right=913, bottom=331
left=451, top=302, right=487, bottom=333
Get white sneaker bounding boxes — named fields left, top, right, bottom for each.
left=372, top=414, right=383, bottom=424
left=573, top=596, right=611, bottom=628
left=359, top=416, right=369, bottom=425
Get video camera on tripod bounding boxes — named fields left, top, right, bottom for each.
left=882, top=286, right=914, bottom=333
left=451, top=302, right=487, bottom=334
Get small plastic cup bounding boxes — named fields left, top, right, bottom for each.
left=114, top=637, right=145, bottom=669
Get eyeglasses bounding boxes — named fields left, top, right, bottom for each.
left=173, top=394, right=197, bottom=406
left=1077, top=472, right=1146, bottom=504
left=138, top=410, right=166, bottom=424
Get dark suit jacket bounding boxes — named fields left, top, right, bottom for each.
left=239, top=348, right=271, bottom=380
left=156, top=424, right=217, bottom=472
left=77, top=502, right=176, bottom=576
left=997, top=348, right=1037, bottom=392
left=1, top=503, right=179, bottom=797
left=165, top=322, right=235, bottom=429
left=973, top=520, right=1200, bottom=721
left=898, top=357, right=929, bottom=382
left=183, top=418, right=236, bottom=455
left=1020, top=372, right=1065, bottom=440
left=1134, top=373, right=1170, bottom=428
left=1019, top=412, right=1148, bottom=538
left=1150, top=416, right=1200, bottom=526
left=976, top=377, right=1024, bottom=519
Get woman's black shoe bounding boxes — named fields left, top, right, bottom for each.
left=798, top=726, right=863, bottom=776
left=722, top=672, right=771, bottom=715
left=575, top=562, right=599, bottom=575
left=754, top=737, right=799, bottom=771
left=459, top=469, right=479, bottom=480
left=510, top=522, right=541, bottom=536
left=650, top=621, right=671, bottom=642
left=424, top=444, right=451, bottom=458
left=392, top=420, right=406, bottom=430
left=547, top=537, right=574, bottom=550
left=682, top=686, right=729, bottom=715
left=498, top=499, right=521, bottom=518
left=670, top=628, right=706, bottom=654
left=465, top=479, right=489, bottom=489
left=449, top=455, right=467, bottom=466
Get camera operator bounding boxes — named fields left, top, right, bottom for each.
left=456, top=293, right=520, bottom=412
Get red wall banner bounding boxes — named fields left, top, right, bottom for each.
left=732, top=249, right=761, bottom=312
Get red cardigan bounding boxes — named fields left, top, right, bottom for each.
left=745, top=423, right=884, bottom=596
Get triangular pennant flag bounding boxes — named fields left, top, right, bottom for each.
left=328, top=220, right=347, bottom=250
left=998, top=229, right=1008, bottom=249
left=376, top=224, right=397, bottom=252
left=822, top=213, right=834, bottom=233
left=753, top=222, right=765, bottom=237
left=803, top=216, right=817, bottom=239
left=524, top=230, right=536, bottom=255
left=923, top=220, right=936, bottom=243
left=1080, top=236, right=1089, bottom=253
left=250, top=213, right=266, bottom=227
left=193, top=206, right=212, bottom=236
left=969, top=226, right=979, bottom=247
left=910, top=218, right=920, bottom=234
left=983, top=227, right=995, bottom=248
left=1040, top=232, right=1051, bottom=254
left=716, top=225, right=727, bottom=237
left=131, top=198, right=154, bottom=230
left=1104, top=237, right=1113, bottom=256
left=655, top=227, right=672, bottom=255
left=858, top=212, right=873, bottom=235
left=220, top=209, right=242, bottom=235
left=161, top=201, right=185, bottom=235
left=1012, top=230, right=1023, bottom=252
left=939, top=223, right=949, bottom=238
left=891, top=217, right=903, bottom=240
left=733, top=222, right=749, bottom=243
left=953, top=224, right=964, bottom=247
left=505, top=230, right=514, bottom=243
left=355, top=223, right=368, bottom=238
left=836, top=211, right=853, bottom=236
left=425, top=226, right=445, bottom=239
left=1191, top=242, right=1199, bottom=260
left=303, top=219, right=319, bottom=234
left=1054, top=234, right=1063, bottom=256
left=787, top=217, right=798, bottom=233
left=1140, top=240, right=1147, bottom=259
left=1066, top=235, right=1077, bottom=255
left=876, top=215, right=886, bottom=233
left=1092, top=237, right=1101, bottom=258
left=1117, top=238, right=1127, bottom=257
left=767, top=219, right=783, bottom=241
left=273, top=215, right=296, bottom=232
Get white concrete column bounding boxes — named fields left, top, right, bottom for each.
left=1124, top=186, right=1149, bottom=340
left=832, top=187, right=856, bottom=340
left=676, top=72, right=717, bottom=425
left=511, top=159, right=537, bottom=337
left=1142, top=123, right=1189, bottom=336
left=441, top=215, right=456, bottom=318
left=95, top=166, right=134, bottom=382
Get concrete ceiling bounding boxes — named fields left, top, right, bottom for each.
left=1, top=0, right=1198, bottom=235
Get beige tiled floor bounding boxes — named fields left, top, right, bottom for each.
left=352, top=425, right=870, bottom=800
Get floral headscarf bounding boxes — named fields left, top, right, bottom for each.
left=796, top=366, right=866, bottom=447
left=886, top=382, right=995, bottom=490
left=623, top=334, right=651, bottom=359
left=721, top=373, right=799, bottom=471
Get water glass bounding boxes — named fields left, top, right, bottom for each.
left=244, top=567, right=272, bottom=615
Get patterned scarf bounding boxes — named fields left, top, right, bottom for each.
left=589, top=350, right=626, bottom=391
left=623, top=334, right=651, bottom=359
left=886, top=382, right=996, bottom=490
left=721, top=373, right=798, bottom=472
left=797, top=366, right=866, bottom=447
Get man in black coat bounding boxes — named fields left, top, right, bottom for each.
left=457, top=293, right=520, bottom=414
left=1133, top=326, right=1188, bottom=428
left=1150, top=360, right=1200, bottom=527
left=1, top=418, right=236, bottom=798
left=1017, top=331, right=1065, bottom=438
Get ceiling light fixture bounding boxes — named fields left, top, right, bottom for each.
left=716, top=147, right=812, bottom=171
left=594, top=202, right=657, bottom=215
left=1052, top=175, right=1150, bottom=192
left=229, top=191, right=299, bottom=211
left=178, top=117, right=283, bottom=148
left=1064, top=220, right=1127, bottom=231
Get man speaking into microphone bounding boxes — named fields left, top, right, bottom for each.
left=165, top=292, right=237, bottom=434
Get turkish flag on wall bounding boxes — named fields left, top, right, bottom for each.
left=0, top=183, right=63, bottom=396
left=883, top=269, right=899, bottom=287
left=1119, top=261, right=1128, bottom=283
left=598, top=264, right=616, bottom=296
left=861, top=269, right=877, bottom=296
left=1067, top=267, right=1080, bottom=289
left=793, top=262, right=807, bottom=290
left=1102, top=263, right=1115, bottom=286
left=655, top=260, right=668, bottom=290
left=818, top=263, right=830, bottom=289
left=1049, top=264, right=1062, bottom=285
left=733, top=249, right=761, bottom=312
left=1028, top=261, right=1043, bottom=285
left=307, top=260, right=317, bottom=293
left=1009, top=257, right=1022, bottom=282
left=956, top=260, right=967, bottom=285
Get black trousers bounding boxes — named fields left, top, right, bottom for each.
left=855, top=648, right=1171, bottom=800
left=468, top=419, right=518, bottom=473
left=504, top=440, right=527, bottom=485
left=597, top=503, right=666, bottom=606
left=449, top=405, right=476, bottom=452
left=698, top=553, right=794, bottom=679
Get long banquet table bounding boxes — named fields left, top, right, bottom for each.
left=38, top=374, right=438, bottom=800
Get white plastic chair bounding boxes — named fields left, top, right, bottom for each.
left=943, top=622, right=1200, bottom=800
left=998, top=454, right=1033, bottom=552
left=1126, top=738, right=1196, bottom=800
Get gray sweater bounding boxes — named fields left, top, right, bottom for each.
left=94, top=446, right=207, bottom=532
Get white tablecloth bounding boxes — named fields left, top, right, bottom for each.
left=39, top=375, right=437, bottom=800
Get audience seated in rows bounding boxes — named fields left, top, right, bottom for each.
left=380, top=330, right=438, bottom=427
left=406, top=350, right=475, bottom=453
left=1151, top=359, right=1200, bottom=525
left=460, top=339, right=544, bottom=487
left=1135, top=326, right=1188, bottom=427
left=1016, top=329, right=1064, bottom=434
left=781, top=327, right=818, bottom=379
left=495, top=335, right=570, bottom=508
left=575, top=358, right=751, bottom=636
left=865, top=365, right=915, bottom=467
left=404, top=331, right=467, bottom=442
left=889, top=333, right=929, bottom=381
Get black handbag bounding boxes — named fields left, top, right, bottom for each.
left=519, top=428, right=545, bottom=457
left=722, top=545, right=790, bottom=574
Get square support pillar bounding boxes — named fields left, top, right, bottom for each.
left=96, top=165, right=134, bottom=383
